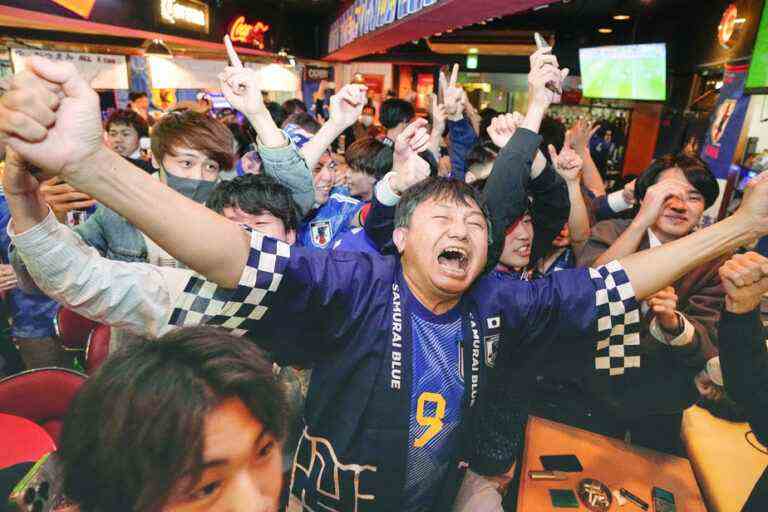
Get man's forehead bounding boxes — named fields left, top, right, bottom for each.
left=419, top=196, right=484, bottom=216
left=170, top=147, right=208, bottom=159
left=659, top=167, right=698, bottom=193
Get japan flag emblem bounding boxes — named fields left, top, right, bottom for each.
left=310, top=220, right=333, bottom=248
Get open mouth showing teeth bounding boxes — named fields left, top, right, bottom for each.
left=438, top=247, right=469, bottom=273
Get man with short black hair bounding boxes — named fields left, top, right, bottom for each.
left=105, top=109, right=148, bottom=159
left=380, top=98, right=415, bottom=144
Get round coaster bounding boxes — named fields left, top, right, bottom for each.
left=577, top=478, right=613, bottom=511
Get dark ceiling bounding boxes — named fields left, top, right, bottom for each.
left=224, top=0, right=341, bottom=17
left=373, top=0, right=742, bottom=73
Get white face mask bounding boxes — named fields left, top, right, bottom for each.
left=360, top=115, right=374, bottom=127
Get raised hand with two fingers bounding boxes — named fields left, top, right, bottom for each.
left=440, top=64, right=464, bottom=121
left=547, top=133, right=583, bottom=183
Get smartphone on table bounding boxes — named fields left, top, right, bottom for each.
left=652, top=487, right=676, bottom=512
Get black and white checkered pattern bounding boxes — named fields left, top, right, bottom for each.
left=590, top=260, right=641, bottom=376
left=168, top=230, right=291, bottom=336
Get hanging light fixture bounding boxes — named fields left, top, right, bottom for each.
left=144, top=39, right=172, bottom=58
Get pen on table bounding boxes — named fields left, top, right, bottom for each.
left=620, top=488, right=649, bottom=511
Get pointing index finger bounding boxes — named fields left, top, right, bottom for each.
left=224, top=35, right=243, bottom=69
left=449, top=63, right=459, bottom=89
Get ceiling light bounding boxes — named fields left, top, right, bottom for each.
left=613, top=14, right=631, bottom=21
left=598, top=28, right=613, bottom=34
left=145, top=39, right=172, bottom=58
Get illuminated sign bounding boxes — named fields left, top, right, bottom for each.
left=51, top=0, right=96, bottom=18
left=304, top=65, right=332, bottom=81
left=159, top=0, right=209, bottom=33
left=228, top=16, right=270, bottom=49
left=718, top=3, right=746, bottom=49
left=329, top=0, right=440, bottom=53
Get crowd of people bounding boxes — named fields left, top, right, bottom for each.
left=0, top=38, right=768, bottom=512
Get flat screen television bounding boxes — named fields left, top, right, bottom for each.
left=579, top=43, right=667, bottom=101
left=746, top=2, right=768, bottom=93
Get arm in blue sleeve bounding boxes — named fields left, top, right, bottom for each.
left=363, top=193, right=396, bottom=254
left=447, top=117, right=478, bottom=181
left=169, top=229, right=391, bottom=358
left=495, top=261, right=640, bottom=377
left=592, top=195, right=615, bottom=222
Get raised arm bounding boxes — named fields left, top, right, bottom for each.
left=3, top=149, right=182, bottom=338
left=299, top=84, right=367, bottom=172
left=618, top=174, right=768, bottom=300
left=568, top=119, right=606, bottom=196
left=442, top=64, right=478, bottom=180
left=717, top=252, right=768, bottom=444
left=427, top=93, right=447, bottom=161
left=221, top=36, right=284, bottom=149
left=0, top=57, right=250, bottom=287
left=364, top=119, right=432, bottom=252
left=548, top=135, right=590, bottom=244
left=482, top=51, right=569, bottom=266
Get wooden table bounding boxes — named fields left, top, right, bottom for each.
left=518, top=415, right=706, bottom=511
left=681, top=405, right=768, bottom=512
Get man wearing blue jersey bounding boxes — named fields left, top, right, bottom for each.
left=5, top=49, right=768, bottom=512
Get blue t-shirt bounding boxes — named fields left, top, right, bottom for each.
left=299, top=188, right=363, bottom=250
left=403, top=294, right=464, bottom=511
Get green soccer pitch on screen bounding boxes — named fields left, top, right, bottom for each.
left=746, top=3, right=768, bottom=92
left=579, top=43, right=667, bottom=101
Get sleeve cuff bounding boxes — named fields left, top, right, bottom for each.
left=649, top=313, right=695, bottom=347
left=607, top=190, right=633, bottom=213
left=8, top=208, right=59, bottom=254
left=590, top=260, right=641, bottom=376
left=257, top=131, right=294, bottom=156
left=375, top=172, right=401, bottom=207
left=501, top=128, right=543, bottom=158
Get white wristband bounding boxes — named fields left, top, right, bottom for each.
left=607, top=190, right=633, bottom=213
left=375, top=172, right=401, bottom=207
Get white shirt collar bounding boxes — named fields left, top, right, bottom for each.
left=647, top=228, right=663, bottom=248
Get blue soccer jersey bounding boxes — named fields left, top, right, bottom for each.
left=403, top=298, right=465, bottom=511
